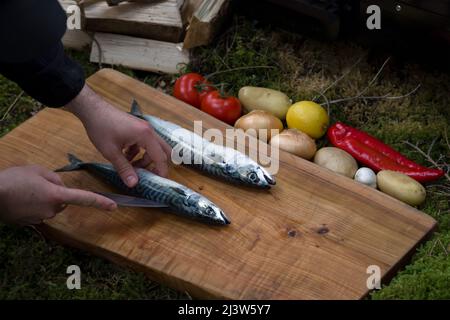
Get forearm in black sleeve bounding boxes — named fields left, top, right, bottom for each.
left=0, top=42, right=85, bottom=108
left=0, top=0, right=85, bottom=107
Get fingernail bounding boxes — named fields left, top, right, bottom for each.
left=126, top=175, right=137, bottom=186
left=108, top=203, right=117, bottom=211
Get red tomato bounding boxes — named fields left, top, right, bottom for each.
left=198, top=85, right=216, bottom=104
left=173, top=73, right=215, bottom=108
left=200, top=91, right=242, bottom=125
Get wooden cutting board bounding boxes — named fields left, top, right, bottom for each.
left=0, top=69, right=436, bottom=299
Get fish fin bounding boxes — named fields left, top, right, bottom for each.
left=130, top=99, right=144, bottom=118
left=170, top=187, right=188, bottom=197
left=55, top=153, right=84, bottom=172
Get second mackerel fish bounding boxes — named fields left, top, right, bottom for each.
left=130, top=100, right=276, bottom=189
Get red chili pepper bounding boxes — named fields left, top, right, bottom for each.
left=327, top=122, right=445, bottom=183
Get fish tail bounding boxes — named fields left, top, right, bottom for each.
left=55, top=153, right=85, bottom=172
left=130, top=99, right=144, bottom=119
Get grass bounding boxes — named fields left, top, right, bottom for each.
left=0, top=16, right=449, bottom=299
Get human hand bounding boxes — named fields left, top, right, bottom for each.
left=66, top=84, right=172, bottom=188
left=0, top=165, right=117, bottom=226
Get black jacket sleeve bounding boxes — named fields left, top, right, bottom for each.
left=0, top=0, right=85, bottom=107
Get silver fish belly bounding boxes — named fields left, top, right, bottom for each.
left=56, top=154, right=230, bottom=225
left=131, top=100, right=276, bottom=188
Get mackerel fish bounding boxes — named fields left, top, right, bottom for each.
left=56, top=154, right=230, bottom=225
left=130, top=100, right=276, bottom=189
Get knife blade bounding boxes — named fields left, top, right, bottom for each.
left=95, top=192, right=169, bottom=208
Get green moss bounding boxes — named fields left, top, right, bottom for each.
left=372, top=232, right=450, bottom=300
left=0, top=16, right=449, bottom=299
left=0, top=75, right=39, bottom=137
left=0, top=224, right=186, bottom=299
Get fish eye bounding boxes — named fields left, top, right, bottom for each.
left=204, top=207, right=216, bottom=217
left=247, top=172, right=259, bottom=182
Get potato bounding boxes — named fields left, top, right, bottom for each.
left=314, top=147, right=358, bottom=178
left=270, top=129, right=317, bottom=160
left=238, top=86, right=292, bottom=120
left=377, top=170, right=426, bottom=206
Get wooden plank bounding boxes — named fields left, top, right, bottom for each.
left=0, top=69, right=436, bottom=300
left=82, top=0, right=184, bottom=8
left=84, top=0, right=184, bottom=42
left=183, top=0, right=230, bottom=49
left=180, top=0, right=204, bottom=25
left=90, top=33, right=189, bottom=73
left=59, top=0, right=82, bottom=11
left=62, top=30, right=92, bottom=50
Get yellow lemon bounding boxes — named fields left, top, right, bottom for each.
left=286, top=101, right=329, bottom=139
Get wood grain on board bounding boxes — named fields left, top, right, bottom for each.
left=0, top=69, right=436, bottom=299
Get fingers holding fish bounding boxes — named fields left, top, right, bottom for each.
left=67, top=93, right=171, bottom=187
left=125, top=144, right=141, bottom=161
left=132, top=152, right=152, bottom=169
left=0, top=165, right=108, bottom=226
left=53, top=186, right=117, bottom=211
left=128, top=136, right=172, bottom=171
left=107, top=147, right=140, bottom=188
left=141, top=128, right=169, bottom=178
